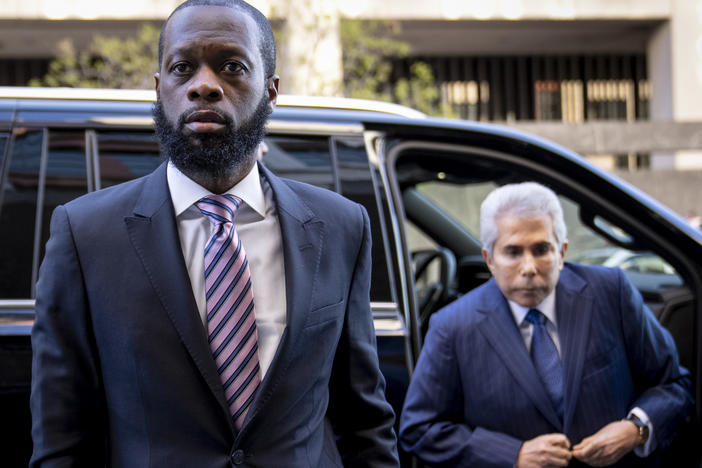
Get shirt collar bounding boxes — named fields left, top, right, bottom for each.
left=508, top=288, right=558, bottom=328
left=166, top=161, right=266, bottom=217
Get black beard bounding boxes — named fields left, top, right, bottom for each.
left=152, top=96, right=269, bottom=180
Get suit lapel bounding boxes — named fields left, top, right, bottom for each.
left=556, top=266, right=593, bottom=432
left=123, top=163, right=233, bottom=425
left=476, top=280, right=563, bottom=430
left=237, top=164, right=325, bottom=438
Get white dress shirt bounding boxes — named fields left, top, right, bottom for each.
left=508, top=290, right=654, bottom=456
left=509, top=290, right=561, bottom=357
left=167, top=162, right=286, bottom=378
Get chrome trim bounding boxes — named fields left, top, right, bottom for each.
left=266, top=120, right=363, bottom=135
left=0, top=87, right=156, bottom=101
left=372, top=318, right=406, bottom=337
left=371, top=302, right=406, bottom=337
left=0, top=300, right=407, bottom=337
left=0, top=300, right=35, bottom=309
left=364, top=130, right=381, bottom=168
left=0, top=301, right=35, bottom=336
left=89, top=116, right=154, bottom=126
left=85, top=119, right=367, bottom=136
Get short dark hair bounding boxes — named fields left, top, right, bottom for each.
left=158, top=0, right=276, bottom=78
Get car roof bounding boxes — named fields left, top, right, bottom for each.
left=0, top=86, right=426, bottom=119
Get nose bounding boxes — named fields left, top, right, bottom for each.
left=520, top=253, right=537, bottom=276
left=187, top=67, right=223, bottom=102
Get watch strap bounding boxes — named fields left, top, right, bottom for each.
left=626, top=415, right=650, bottom=445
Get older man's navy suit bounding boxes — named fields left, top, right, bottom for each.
left=30, top=162, right=398, bottom=467
left=400, top=263, right=691, bottom=467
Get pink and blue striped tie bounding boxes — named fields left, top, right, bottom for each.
left=196, top=194, right=261, bottom=430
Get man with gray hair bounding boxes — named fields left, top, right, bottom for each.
left=399, top=181, right=691, bottom=467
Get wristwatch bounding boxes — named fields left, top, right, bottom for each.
left=627, top=414, right=650, bottom=446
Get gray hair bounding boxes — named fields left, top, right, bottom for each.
left=480, top=182, right=567, bottom=256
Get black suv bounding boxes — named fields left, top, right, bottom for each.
left=1, top=87, right=701, bottom=466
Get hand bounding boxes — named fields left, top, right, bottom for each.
left=572, top=420, right=640, bottom=466
left=516, top=433, right=572, bottom=468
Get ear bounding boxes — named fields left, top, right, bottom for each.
left=154, top=73, right=160, bottom=92
left=482, top=248, right=494, bottom=273
left=266, top=75, right=279, bottom=113
left=559, top=240, right=568, bottom=269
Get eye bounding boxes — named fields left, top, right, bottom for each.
left=222, top=61, right=246, bottom=75
left=171, top=62, right=192, bottom=75
left=504, top=246, right=522, bottom=257
left=532, top=243, right=552, bottom=256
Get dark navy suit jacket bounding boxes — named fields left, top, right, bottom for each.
left=30, top=162, right=399, bottom=467
left=399, top=263, right=691, bottom=467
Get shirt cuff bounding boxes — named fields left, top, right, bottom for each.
left=628, top=407, right=655, bottom=457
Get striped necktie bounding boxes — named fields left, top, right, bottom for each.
left=196, top=194, right=261, bottom=430
left=525, top=308, right=564, bottom=422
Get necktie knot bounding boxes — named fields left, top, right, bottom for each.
left=525, top=308, right=547, bottom=327
left=196, top=194, right=242, bottom=226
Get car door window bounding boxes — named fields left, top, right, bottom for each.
left=263, top=135, right=336, bottom=190
left=96, top=131, right=161, bottom=189
left=413, top=179, right=682, bottom=293
left=39, top=130, right=90, bottom=266
left=0, top=129, right=88, bottom=299
left=0, top=129, right=42, bottom=298
left=0, top=134, right=8, bottom=170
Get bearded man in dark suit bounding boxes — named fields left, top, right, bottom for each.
left=30, top=1, right=399, bottom=466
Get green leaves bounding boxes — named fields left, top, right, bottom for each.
left=341, top=20, right=452, bottom=117
left=30, top=24, right=159, bottom=89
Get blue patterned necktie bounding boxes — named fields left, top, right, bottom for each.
left=525, top=308, right=564, bottom=421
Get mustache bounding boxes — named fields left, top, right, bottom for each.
left=177, top=107, right=233, bottom=129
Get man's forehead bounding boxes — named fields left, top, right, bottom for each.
left=163, top=5, right=259, bottom=53
left=495, top=213, right=557, bottom=240
left=497, top=211, right=552, bottom=228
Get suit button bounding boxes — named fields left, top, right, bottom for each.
left=231, top=450, right=245, bottom=465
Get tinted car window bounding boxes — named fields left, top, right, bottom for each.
left=263, top=135, right=335, bottom=190
left=0, top=134, right=7, bottom=169
left=0, top=129, right=43, bottom=298
left=0, top=129, right=88, bottom=298
left=413, top=179, right=683, bottom=291
left=38, top=130, right=89, bottom=269
left=97, top=131, right=161, bottom=188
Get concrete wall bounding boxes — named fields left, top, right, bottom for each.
left=0, top=0, right=181, bottom=19
left=614, top=169, right=702, bottom=217
left=647, top=0, right=702, bottom=169
left=274, top=1, right=343, bottom=96
left=0, top=0, right=672, bottom=20
left=339, top=0, right=671, bottom=20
